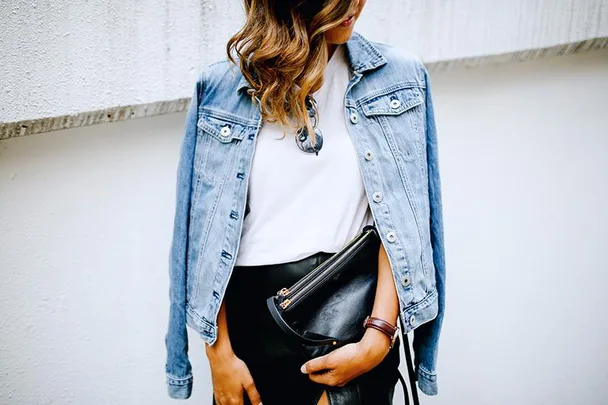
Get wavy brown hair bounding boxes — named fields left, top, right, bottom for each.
left=227, top=0, right=355, bottom=141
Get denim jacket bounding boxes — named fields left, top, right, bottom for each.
left=165, top=31, right=446, bottom=399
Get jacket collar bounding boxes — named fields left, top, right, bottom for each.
left=236, top=31, right=386, bottom=93
left=343, top=31, right=387, bottom=74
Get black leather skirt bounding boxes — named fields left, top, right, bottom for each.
left=212, top=251, right=401, bottom=405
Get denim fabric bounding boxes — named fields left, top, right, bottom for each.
left=165, top=30, right=446, bottom=399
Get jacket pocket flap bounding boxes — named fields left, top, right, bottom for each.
left=197, top=110, right=247, bottom=143
left=361, top=87, right=423, bottom=117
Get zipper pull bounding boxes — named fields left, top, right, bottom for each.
left=279, top=299, right=291, bottom=309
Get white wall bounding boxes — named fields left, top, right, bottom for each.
left=1, top=49, right=607, bottom=405
left=427, top=48, right=608, bottom=405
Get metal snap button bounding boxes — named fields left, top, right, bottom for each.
left=409, top=315, right=416, bottom=326
left=386, top=231, right=397, bottom=243
left=372, top=192, right=383, bottom=203
left=402, top=276, right=410, bottom=286
left=390, top=99, right=401, bottom=109
left=364, top=151, right=373, bottom=161
left=220, top=125, right=231, bottom=137
left=349, top=112, right=359, bottom=124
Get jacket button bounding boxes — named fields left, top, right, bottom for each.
left=390, top=99, right=401, bottom=109
left=409, top=315, right=416, bottom=326
left=349, top=112, right=359, bottom=124
left=364, top=150, right=373, bottom=161
left=401, top=276, right=410, bottom=286
left=372, top=192, right=383, bottom=203
left=220, top=125, right=231, bottom=137
left=386, top=231, right=397, bottom=243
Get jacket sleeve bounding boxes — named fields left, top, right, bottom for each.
left=412, top=64, right=446, bottom=396
left=164, top=69, right=204, bottom=399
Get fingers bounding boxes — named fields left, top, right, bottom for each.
left=213, top=392, right=245, bottom=405
left=301, top=353, right=334, bottom=374
left=242, top=374, right=263, bottom=405
left=306, top=369, right=346, bottom=387
left=301, top=354, right=347, bottom=387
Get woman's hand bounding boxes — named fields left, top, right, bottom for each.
left=207, top=344, right=262, bottom=405
left=299, top=328, right=391, bottom=387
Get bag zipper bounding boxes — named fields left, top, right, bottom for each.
left=279, top=230, right=364, bottom=298
left=278, top=228, right=377, bottom=311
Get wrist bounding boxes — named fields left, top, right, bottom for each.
left=362, top=315, right=399, bottom=349
left=359, top=328, right=391, bottom=359
left=205, top=339, right=234, bottom=361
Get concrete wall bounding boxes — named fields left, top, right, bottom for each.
left=1, top=47, right=607, bottom=404
left=1, top=0, right=607, bottom=136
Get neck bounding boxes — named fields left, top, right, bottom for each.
left=327, top=43, right=338, bottom=61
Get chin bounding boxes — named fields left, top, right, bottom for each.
left=325, top=27, right=355, bottom=45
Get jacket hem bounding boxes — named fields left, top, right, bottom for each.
left=416, top=365, right=438, bottom=395
left=400, top=287, right=438, bottom=332
left=186, top=302, right=218, bottom=343
left=167, top=373, right=193, bottom=399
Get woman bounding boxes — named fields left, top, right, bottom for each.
left=164, top=0, right=446, bottom=404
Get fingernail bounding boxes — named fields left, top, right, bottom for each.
left=300, top=364, right=307, bottom=374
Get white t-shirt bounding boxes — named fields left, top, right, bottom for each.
left=235, top=44, right=373, bottom=266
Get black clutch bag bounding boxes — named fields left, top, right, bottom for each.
left=266, top=225, right=420, bottom=405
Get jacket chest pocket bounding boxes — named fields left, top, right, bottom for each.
left=360, top=86, right=424, bottom=161
left=194, top=111, right=247, bottom=186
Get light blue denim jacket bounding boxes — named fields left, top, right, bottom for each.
left=165, top=31, right=446, bottom=399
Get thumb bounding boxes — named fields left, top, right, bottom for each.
left=301, top=354, right=332, bottom=374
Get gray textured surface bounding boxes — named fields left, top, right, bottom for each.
left=2, top=39, right=607, bottom=141
left=2, top=0, right=607, bottom=137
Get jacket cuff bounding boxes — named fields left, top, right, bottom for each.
left=417, top=365, right=438, bottom=395
left=167, top=374, right=193, bottom=399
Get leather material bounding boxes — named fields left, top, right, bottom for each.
left=220, top=249, right=401, bottom=405
left=362, top=316, right=398, bottom=347
left=266, top=226, right=379, bottom=358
